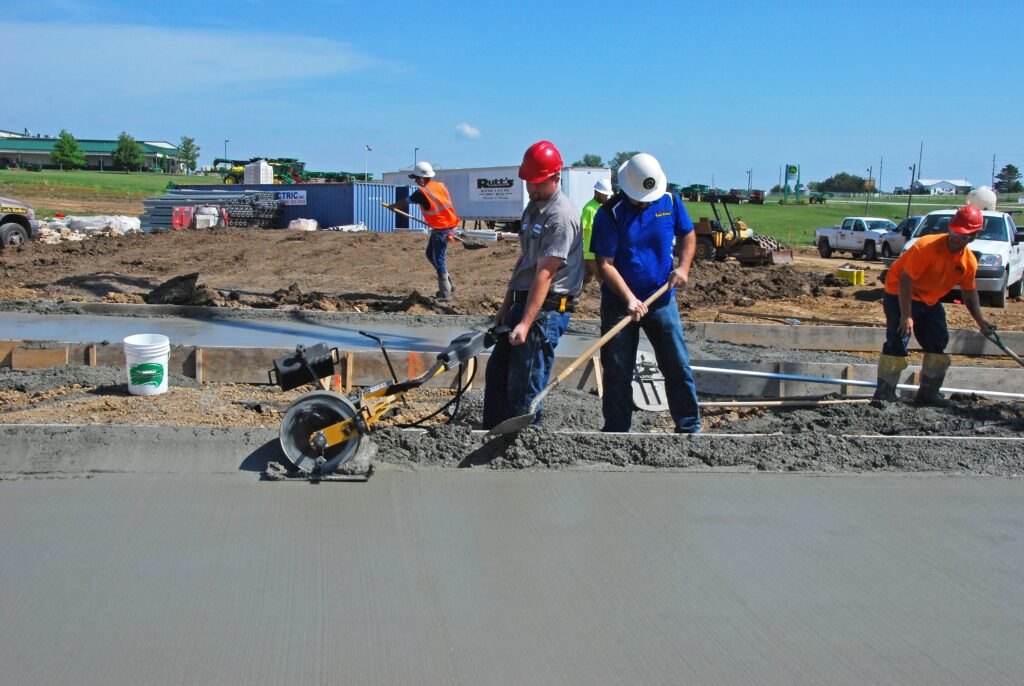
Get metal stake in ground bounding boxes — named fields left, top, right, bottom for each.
left=486, top=282, right=672, bottom=437
left=380, top=202, right=488, bottom=249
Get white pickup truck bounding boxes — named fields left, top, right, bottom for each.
left=814, top=216, right=898, bottom=261
left=900, top=208, right=1024, bottom=308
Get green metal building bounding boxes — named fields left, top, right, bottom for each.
left=0, top=132, right=180, bottom=171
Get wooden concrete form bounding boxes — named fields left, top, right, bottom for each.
left=3, top=339, right=1023, bottom=398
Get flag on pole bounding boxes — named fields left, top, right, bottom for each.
left=365, top=144, right=372, bottom=152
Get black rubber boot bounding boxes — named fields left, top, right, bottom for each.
left=448, top=273, right=456, bottom=293
left=436, top=273, right=452, bottom=300
left=914, top=353, right=952, bottom=408
left=872, top=353, right=907, bottom=402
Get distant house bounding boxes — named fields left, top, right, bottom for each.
left=913, top=179, right=973, bottom=195
left=0, top=131, right=180, bottom=171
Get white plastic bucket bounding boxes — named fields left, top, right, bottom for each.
left=123, top=333, right=171, bottom=396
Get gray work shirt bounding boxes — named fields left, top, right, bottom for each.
left=508, top=189, right=584, bottom=295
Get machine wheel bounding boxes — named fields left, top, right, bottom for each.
left=989, top=272, right=1009, bottom=308
left=279, top=391, right=361, bottom=471
left=863, top=242, right=877, bottom=261
left=881, top=242, right=893, bottom=258
left=1009, top=275, right=1023, bottom=299
left=0, top=223, right=28, bottom=248
left=695, top=236, right=716, bottom=261
left=224, top=176, right=236, bottom=185
left=817, top=239, right=832, bottom=258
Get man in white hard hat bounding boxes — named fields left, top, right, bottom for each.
left=590, top=153, right=701, bottom=433
left=580, top=177, right=613, bottom=285
left=389, top=161, right=460, bottom=299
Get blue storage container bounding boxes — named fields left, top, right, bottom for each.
left=173, top=183, right=397, bottom=231
left=394, top=185, right=426, bottom=229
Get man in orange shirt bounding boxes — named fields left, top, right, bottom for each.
left=390, top=161, right=460, bottom=300
left=874, top=205, right=995, bottom=406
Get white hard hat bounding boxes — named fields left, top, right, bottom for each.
left=593, top=178, right=613, bottom=196
left=409, top=161, right=435, bottom=179
left=618, top=153, right=667, bottom=202
left=966, top=186, right=997, bottom=212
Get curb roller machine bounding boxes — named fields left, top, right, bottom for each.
left=693, top=198, right=793, bottom=266
left=266, top=327, right=506, bottom=481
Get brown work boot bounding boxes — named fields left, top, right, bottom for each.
left=914, top=352, right=952, bottom=408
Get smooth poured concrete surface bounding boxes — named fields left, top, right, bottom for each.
left=1, top=309, right=652, bottom=356
left=2, top=470, right=1022, bottom=685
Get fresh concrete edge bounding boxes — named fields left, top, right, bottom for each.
left=1, top=424, right=1022, bottom=478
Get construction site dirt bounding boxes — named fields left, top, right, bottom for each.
left=2, top=227, right=1023, bottom=479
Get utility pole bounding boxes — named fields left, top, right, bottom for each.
left=415, top=147, right=419, bottom=166
left=746, top=168, right=753, bottom=193
left=917, top=141, right=924, bottom=179
left=906, top=164, right=915, bottom=219
left=778, top=164, right=782, bottom=191
left=879, top=156, right=883, bottom=194
left=992, top=154, right=996, bottom=187
left=864, top=166, right=873, bottom=213
left=223, top=139, right=229, bottom=160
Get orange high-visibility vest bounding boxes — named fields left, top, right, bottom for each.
left=419, top=180, right=459, bottom=229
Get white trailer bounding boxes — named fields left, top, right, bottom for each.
left=382, top=166, right=610, bottom=231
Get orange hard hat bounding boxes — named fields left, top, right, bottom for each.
left=518, top=141, right=563, bottom=183
left=948, top=205, right=984, bottom=235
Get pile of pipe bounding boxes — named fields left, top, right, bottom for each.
left=141, top=189, right=283, bottom=231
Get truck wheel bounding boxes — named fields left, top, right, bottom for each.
left=817, top=239, right=832, bottom=258
left=863, top=242, right=877, bottom=261
left=990, top=272, right=1008, bottom=308
left=695, top=236, right=716, bottom=261
left=851, top=252, right=862, bottom=260
left=1009, top=275, right=1023, bottom=299
left=0, top=223, right=28, bottom=248
left=881, top=242, right=893, bottom=258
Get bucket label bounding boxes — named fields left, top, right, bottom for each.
left=130, top=362, right=165, bottom=388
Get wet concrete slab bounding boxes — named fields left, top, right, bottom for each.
left=1, top=470, right=1021, bottom=685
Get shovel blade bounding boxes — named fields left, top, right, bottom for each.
left=484, top=412, right=535, bottom=438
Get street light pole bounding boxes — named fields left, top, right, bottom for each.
left=414, top=147, right=419, bottom=166
left=224, top=140, right=229, bottom=160
left=864, top=166, right=872, bottom=213
left=906, top=164, right=915, bottom=219
left=746, top=168, right=752, bottom=194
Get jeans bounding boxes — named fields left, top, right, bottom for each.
left=881, top=293, right=949, bottom=356
left=482, top=302, right=571, bottom=429
left=600, top=296, right=700, bottom=433
left=425, top=229, right=453, bottom=276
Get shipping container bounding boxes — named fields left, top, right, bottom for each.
left=393, top=185, right=426, bottom=229
left=174, top=183, right=397, bottom=231
left=382, top=166, right=611, bottom=229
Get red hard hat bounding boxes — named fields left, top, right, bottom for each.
left=518, top=140, right=563, bottom=183
left=948, top=205, right=984, bottom=235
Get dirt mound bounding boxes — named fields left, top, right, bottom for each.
left=682, top=262, right=842, bottom=310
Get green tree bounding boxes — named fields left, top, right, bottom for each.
left=112, top=131, right=144, bottom=171
left=177, top=135, right=200, bottom=173
left=51, top=129, right=85, bottom=170
left=572, top=153, right=603, bottom=168
left=607, top=151, right=641, bottom=185
left=994, top=164, right=1023, bottom=193
left=817, top=172, right=868, bottom=193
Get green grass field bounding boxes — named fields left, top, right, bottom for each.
left=0, top=169, right=222, bottom=196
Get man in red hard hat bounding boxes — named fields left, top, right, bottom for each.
left=482, top=140, right=584, bottom=429
left=874, top=205, right=995, bottom=406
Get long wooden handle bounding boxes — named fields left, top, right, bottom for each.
left=381, top=202, right=431, bottom=228
left=553, top=281, right=672, bottom=385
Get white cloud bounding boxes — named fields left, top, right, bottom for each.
left=455, top=122, right=481, bottom=139
left=4, top=21, right=399, bottom=100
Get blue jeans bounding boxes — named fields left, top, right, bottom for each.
left=882, top=293, right=949, bottom=356
left=426, top=229, right=453, bottom=276
left=600, top=296, right=700, bottom=433
left=482, top=302, right=571, bottom=429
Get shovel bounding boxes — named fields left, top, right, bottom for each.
left=486, top=281, right=672, bottom=437
left=985, top=330, right=1024, bottom=367
left=381, top=203, right=489, bottom=249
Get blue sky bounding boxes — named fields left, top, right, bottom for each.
left=6, top=0, right=1022, bottom=189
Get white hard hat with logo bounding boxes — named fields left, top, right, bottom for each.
left=593, top=178, right=613, bottom=196
left=618, top=153, right=667, bottom=202
left=409, top=161, right=435, bottom=179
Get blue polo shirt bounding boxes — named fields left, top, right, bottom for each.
left=590, top=191, right=693, bottom=305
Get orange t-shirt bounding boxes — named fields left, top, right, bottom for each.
left=885, top=233, right=977, bottom=306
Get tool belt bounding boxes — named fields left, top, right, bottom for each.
left=510, top=290, right=575, bottom=313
